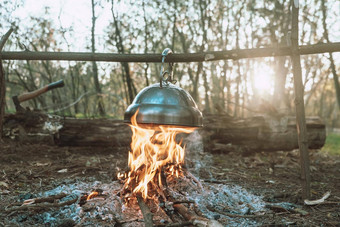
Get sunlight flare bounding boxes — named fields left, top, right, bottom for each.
left=253, top=63, right=274, bottom=95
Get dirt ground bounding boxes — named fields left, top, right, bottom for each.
left=0, top=139, right=339, bottom=226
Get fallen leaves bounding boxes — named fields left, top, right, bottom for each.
left=34, top=162, right=51, bottom=167
left=0, top=181, right=10, bottom=195
left=0, top=181, right=9, bottom=188
left=57, top=169, right=68, bottom=173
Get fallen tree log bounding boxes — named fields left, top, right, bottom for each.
left=202, top=114, right=326, bottom=153
left=3, top=111, right=326, bottom=152
left=55, top=118, right=131, bottom=147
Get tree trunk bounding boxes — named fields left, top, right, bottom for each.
left=142, top=1, right=149, bottom=87
left=0, top=28, right=14, bottom=139
left=203, top=70, right=210, bottom=112
left=233, top=6, right=243, bottom=117
left=70, top=69, right=79, bottom=114
left=191, top=63, right=202, bottom=101
left=0, top=62, right=5, bottom=139
left=171, top=0, right=177, bottom=51
left=272, top=56, right=288, bottom=109
left=111, top=0, right=136, bottom=104
left=226, top=74, right=231, bottom=115
left=234, top=61, right=241, bottom=117
left=321, top=0, right=340, bottom=108
left=91, top=0, right=105, bottom=116
left=271, top=0, right=290, bottom=109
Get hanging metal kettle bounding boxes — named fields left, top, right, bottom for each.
left=124, top=48, right=203, bottom=127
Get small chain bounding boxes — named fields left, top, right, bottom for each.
left=160, top=48, right=176, bottom=87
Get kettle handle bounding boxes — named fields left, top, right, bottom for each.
left=160, top=48, right=174, bottom=88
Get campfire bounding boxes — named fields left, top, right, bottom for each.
left=1, top=51, right=283, bottom=226
left=2, top=126, right=274, bottom=227
left=118, top=110, right=196, bottom=203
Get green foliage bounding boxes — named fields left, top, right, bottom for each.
left=322, top=133, right=340, bottom=156
left=75, top=113, right=86, bottom=119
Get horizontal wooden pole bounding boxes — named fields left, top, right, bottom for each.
left=0, top=42, right=339, bottom=62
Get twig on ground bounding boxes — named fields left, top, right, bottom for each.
left=202, top=179, right=229, bottom=184
left=4, top=195, right=78, bottom=213
left=315, top=201, right=340, bottom=205
left=173, top=203, right=194, bottom=221
left=207, top=205, right=268, bottom=218
left=23, top=193, right=67, bottom=205
left=183, top=169, right=203, bottom=191
left=173, top=200, right=195, bottom=204
left=137, top=196, right=154, bottom=227
left=304, top=191, right=331, bottom=205
left=154, top=221, right=193, bottom=227
left=265, top=203, right=309, bottom=216
left=119, top=218, right=144, bottom=224
left=173, top=203, right=223, bottom=227
left=150, top=180, right=166, bottom=202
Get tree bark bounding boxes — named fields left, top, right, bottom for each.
left=0, top=62, right=5, bottom=139
left=91, top=0, right=106, bottom=116
left=111, top=0, right=136, bottom=104
left=142, top=1, right=150, bottom=87
left=203, top=70, right=210, bottom=112
left=171, top=0, right=177, bottom=51
left=270, top=1, right=290, bottom=109
left=234, top=60, right=241, bottom=117
left=321, top=0, right=340, bottom=108
left=272, top=56, right=288, bottom=108
left=0, top=28, right=13, bottom=139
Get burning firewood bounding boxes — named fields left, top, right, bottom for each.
left=137, top=196, right=154, bottom=227
left=79, top=188, right=105, bottom=206
left=114, top=109, right=225, bottom=226
left=118, top=110, right=196, bottom=203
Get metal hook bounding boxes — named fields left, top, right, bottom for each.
left=160, top=48, right=174, bottom=88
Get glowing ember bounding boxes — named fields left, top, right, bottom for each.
left=119, top=109, right=196, bottom=200
left=86, top=191, right=99, bottom=200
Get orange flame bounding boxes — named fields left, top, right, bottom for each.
left=121, top=109, right=196, bottom=200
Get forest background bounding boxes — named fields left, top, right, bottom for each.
left=1, top=0, right=340, bottom=131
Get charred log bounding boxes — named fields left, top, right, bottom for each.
left=137, top=196, right=154, bottom=227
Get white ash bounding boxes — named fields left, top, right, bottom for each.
left=5, top=175, right=268, bottom=226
